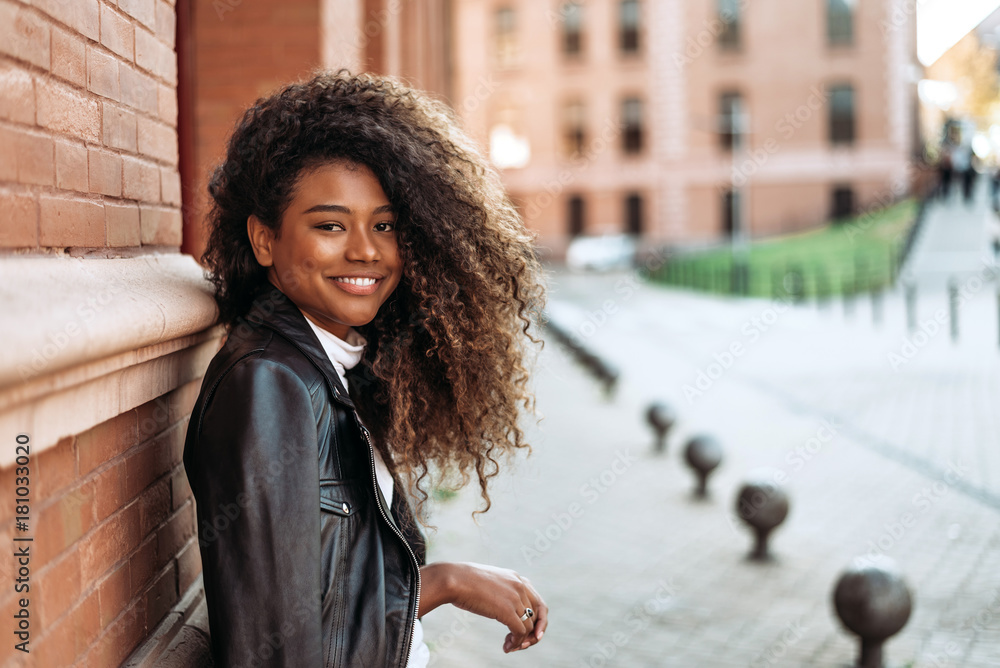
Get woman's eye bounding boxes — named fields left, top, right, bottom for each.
left=375, top=221, right=396, bottom=232
left=317, top=222, right=345, bottom=231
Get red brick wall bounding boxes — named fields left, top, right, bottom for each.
left=0, top=382, right=201, bottom=666
left=0, top=0, right=181, bottom=252
left=184, top=0, right=321, bottom=260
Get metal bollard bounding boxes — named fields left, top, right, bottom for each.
left=833, top=557, right=913, bottom=668
left=948, top=278, right=959, bottom=343
left=735, top=470, right=789, bottom=561
left=870, top=288, right=883, bottom=326
left=645, top=403, right=676, bottom=454
left=904, top=283, right=917, bottom=333
left=683, top=436, right=723, bottom=498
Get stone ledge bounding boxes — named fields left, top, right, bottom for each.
left=123, top=577, right=215, bottom=668
left=0, top=253, right=220, bottom=466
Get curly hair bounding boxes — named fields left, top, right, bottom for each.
left=203, top=70, right=545, bottom=519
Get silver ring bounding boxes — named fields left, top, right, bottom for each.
left=519, top=608, right=534, bottom=621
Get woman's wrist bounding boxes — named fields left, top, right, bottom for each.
left=418, top=562, right=458, bottom=617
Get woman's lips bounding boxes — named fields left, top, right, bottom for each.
left=330, top=276, right=381, bottom=296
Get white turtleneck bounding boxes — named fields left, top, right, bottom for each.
left=300, top=314, right=430, bottom=668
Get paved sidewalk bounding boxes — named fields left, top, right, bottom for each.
left=903, top=175, right=999, bottom=292
left=419, top=270, right=1000, bottom=667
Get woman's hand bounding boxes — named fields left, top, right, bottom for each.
left=419, top=562, right=548, bottom=653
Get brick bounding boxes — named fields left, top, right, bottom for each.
left=39, top=194, right=105, bottom=247
left=0, top=3, right=51, bottom=70
left=101, top=101, right=137, bottom=152
left=81, top=501, right=140, bottom=582
left=160, top=166, right=181, bottom=205
left=176, top=537, right=201, bottom=593
left=50, top=25, right=85, bottom=87
left=121, top=155, right=160, bottom=201
left=31, top=613, right=78, bottom=668
left=100, top=5, right=134, bottom=61
left=129, top=535, right=157, bottom=598
left=36, top=77, right=100, bottom=142
left=157, top=82, right=177, bottom=126
left=88, top=148, right=122, bottom=197
left=170, top=466, right=191, bottom=511
left=135, top=394, right=174, bottom=442
left=55, top=139, right=89, bottom=192
left=98, top=562, right=131, bottom=629
left=119, top=64, right=157, bottom=114
left=154, top=0, right=176, bottom=46
left=0, top=127, right=13, bottom=181
left=143, top=561, right=177, bottom=631
left=0, top=62, right=36, bottom=124
left=13, top=128, right=54, bottom=186
left=34, top=0, right=99, bottom=41
left=35, top=484, right=94, bottom=566
left=0, top=189, right=38, bottom=247
left=138, top=477, right=171, bottom=537
left=38, top=550, right=83, bottom=629
left=36, top=435, right=77, bottom=498
left=105, top=199, right=141, bottom=247
left=92, top=460, right=126, bottom=523
left=77, top=410, right=137, bottom=476
left=157, top=502, right=195, bottom=571
left=125, top=437, right=172, bottom=499
left=71, top=590, right=102, bottom=658
left=134, top=27, right=159, bottom=76
left=86, top=46, right=120, bottom=101
left=139, top=204, right=181, bottom=245
left=137, top=114, right=178, bottom=164
left=119, top=0, right=156, bottom=31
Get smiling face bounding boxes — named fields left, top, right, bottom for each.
left=248, top=161, right=403, bottom=339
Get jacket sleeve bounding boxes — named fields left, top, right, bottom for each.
left=187, top=356, right=324, bottom=667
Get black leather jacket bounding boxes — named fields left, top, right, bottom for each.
left=183, top=288, right=425, bottom=667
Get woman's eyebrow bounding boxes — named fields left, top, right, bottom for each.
left=302, top=203, right=395, bottom=215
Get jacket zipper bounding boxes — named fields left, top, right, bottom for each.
left=358, top=420, right=421, bottom=668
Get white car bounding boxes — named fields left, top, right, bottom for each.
left=566, top=234, right=638, bottom=271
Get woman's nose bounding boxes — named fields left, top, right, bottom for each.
left=345, top=226, right=379, bottom=262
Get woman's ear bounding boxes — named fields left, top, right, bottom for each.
left=247, top=215, right=275, bottom=267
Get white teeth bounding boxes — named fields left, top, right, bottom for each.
left=336, top=277, right=377, bottom=286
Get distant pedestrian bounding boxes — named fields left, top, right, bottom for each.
left=938, top=147, right=953, bottom=199
left=950, top=142, right=976, bottom=204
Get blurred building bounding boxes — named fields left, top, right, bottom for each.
left=451, top=0, right=920, bottom=255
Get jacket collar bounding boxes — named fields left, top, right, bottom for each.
left=245, top=286, right=356, bottom=409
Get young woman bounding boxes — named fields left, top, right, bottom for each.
left=183, top=71, right=548, bottom=667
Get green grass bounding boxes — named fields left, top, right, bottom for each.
left=652, top=199, right=919, bottom=299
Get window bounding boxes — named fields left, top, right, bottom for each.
left=563, top=100, right=586, bottom=158
left=722, top=188, right=741, bottom=237
left=829, top=84, right=855, bottom=145
left=719, top=91, right=744, bottom=151
left=827, top=0, right=854, bottom=46
left=718, top=0, right=741, bottom=49
left=568, top=195, right=586, bottom=236
left=495, top=7, right=518, bottom=67
left=832, top=186, right=855, bottom=219
left=562, top=2, right=583, bottom=56
left=619, top=0, right=640, bottom=54
left=625, top=193, right=643, bottom=235
left=622, top=97, right=643, bottom=154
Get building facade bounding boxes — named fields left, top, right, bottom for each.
left=451, top=0, right=919, bottom=256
